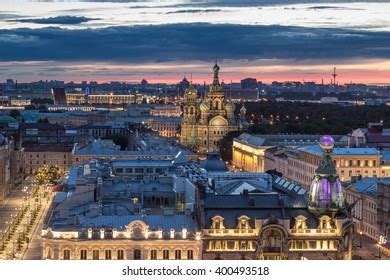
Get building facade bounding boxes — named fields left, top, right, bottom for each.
left=66, top=93, right=135, bottom=105
left=233, top=133, right=346, bottom=173
left=180, top=63, right=245, bottom=153
left=201, top=136, right=354, bottom=260
left=24, top=145, right=73, bottom=175
left=265, top=145, right=389, bottom=188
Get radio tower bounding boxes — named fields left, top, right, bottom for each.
left=332, top=67, right=337, bottom=86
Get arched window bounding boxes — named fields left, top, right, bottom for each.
left=319, top=216, right=332, bottom=229
left=46, top=247, right=52, bottom=260
left=163, top=249, right=170, bottom=260
left=117, top=249, right=124, bottom=260
left=187, top=249, right=194, bottom=260
left=261, top=228, right=283, bottom=249
left=189, top=107, right=194, bottom=115
left=80, top=249, right=87, bottom=260
left=237, top=215, right=250, bottom=229
left=295, top=215, right=308, bottom=229
left=133, top=249, right=141, bottom=260
left=150, top=249, right=157, bottom=260
left=212, top=216, right=225, bottom=229
left=63, top=249, right=70, bottom=260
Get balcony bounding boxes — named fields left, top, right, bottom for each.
left=290, top=228, right=336, bottom=235
left=262, top=247, right=282, bottom=253
left=204, top=229, right=256, bottom=236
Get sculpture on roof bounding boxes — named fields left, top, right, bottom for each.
left=308, top=135, right=345, bottom=215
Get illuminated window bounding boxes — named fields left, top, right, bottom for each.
left=163, top=250, right=170, bottom=260
left=80, top=249, right=87, bottom=260
left=212, top=216, right=225, bottom=229
left=150, top=249, right=157, bottom=260
left=105, top=250, right=112, bottom=260
left=92, top=250, right=99, bottom=260
left=187, top=250, right=194, bottom=260
left=237, top=216, right=250, bottom=229
left=63, top=249, right=70, bottom=260
left=294, top=215, right=308, bottom=229
left=117, top=250, right=124, bottom=260
left=175, top=250, right=181, bottom=260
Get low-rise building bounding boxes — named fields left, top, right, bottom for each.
left=348, top=123, right=390, bottom=149
left=145, top=117, right=181, bottom=138
left=201, top=136, right=354, bottom=260
left=71, top=139, right=192, bottom=164
left=233, top=133, right=347, bottom=173
left=41, top=158, right=202, bottom=260
left=24, top=145, right=73, bottom=175
left=265, top=144, right=390, bottom=188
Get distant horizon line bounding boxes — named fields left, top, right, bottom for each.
left=2, top=78, right=390, bottom=87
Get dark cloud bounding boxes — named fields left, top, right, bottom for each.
left=9, top=16, right=97, bottom=25
left=0, top=24, right=389, bottom=62
left=306, top=6, right=364, bottom=10
left=166, top=9, right=222, bottom=14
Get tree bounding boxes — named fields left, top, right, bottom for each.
left=9, top=109, right=21, bottom=120
left=111, top=134, right=128, bottom=150
left=36, top=166, right=61, bottom=184
left=219, top=130, right=242, bottom=162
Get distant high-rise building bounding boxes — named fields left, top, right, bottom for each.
left=51, top=87, right=67, bottom=105
left=241, top=78, right=258, bottom=89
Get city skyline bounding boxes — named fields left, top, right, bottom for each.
left=0, top=0, right=390, bottom=84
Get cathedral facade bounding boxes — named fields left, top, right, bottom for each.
left=180, top=62, right=246, bottom=154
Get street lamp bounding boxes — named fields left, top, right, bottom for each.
left=359, top=231, right=363, bottom=248
left=378, top=236, right=386, bottom=260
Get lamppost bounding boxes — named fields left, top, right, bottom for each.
left=359, top=231, right=363, bottom=248
left=378, top=236, right=386, bottom=260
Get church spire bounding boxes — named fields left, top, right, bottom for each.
left=212, top=60, right=220, bottom=86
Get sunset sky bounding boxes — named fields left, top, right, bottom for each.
left=0, top=0, right=389, bottom=84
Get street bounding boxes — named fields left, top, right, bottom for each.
left=354, top=234, right=389, bottom=260
left=0, top=177, right=52, bottom=260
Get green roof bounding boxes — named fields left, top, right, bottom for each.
left=0, top=115, right=18, bottom=124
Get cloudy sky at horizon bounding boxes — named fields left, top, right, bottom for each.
left=0, top=0, right=389, bottom=84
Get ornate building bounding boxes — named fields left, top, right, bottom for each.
left=180, top=62, right=246, bottom=153
left=201, top=135, right=355, bottom=260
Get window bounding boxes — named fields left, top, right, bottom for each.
left=117, top=250, right=124, bottom=260
left=150, top=249, right=157, bottom=260
left=116, top=168, right=124, bottom=173
left=92, top=250, right=99, bottom=260
left=212, top=216, right=224, bottom=229
left=133, top=249, right=141, bottom=260
left=187, top=250, right=194, bottom=260
left=163, top=250, right=169, bottom=260
left=135, top=168, right=144, bottom=173
left=80, top=250, right=87, bottom=260
left=105, top=250, right=112, bottom=260
left=175, top=250, right=181, bottom=260
left=63, top=249, right=70, bottom=260
left=125, top=168, right=132, bottom=173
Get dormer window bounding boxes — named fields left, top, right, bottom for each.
left=319, top=215, right=332, bottom=229
left=295, top=215, right=308, bottom=229
left=211, top=215, right=225, bottom=229
left=237, top=215, right=250, bottom=229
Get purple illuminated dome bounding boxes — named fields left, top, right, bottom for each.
left=319, top=135, right=334, bottom=150
left=308, top=135, right=344, bottom=214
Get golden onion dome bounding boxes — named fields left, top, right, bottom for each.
left=225, top=101, right=235, bottom=112
left=199, top=101, right=210, bottom=112
left=185, top=85, right=198, bottom=96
